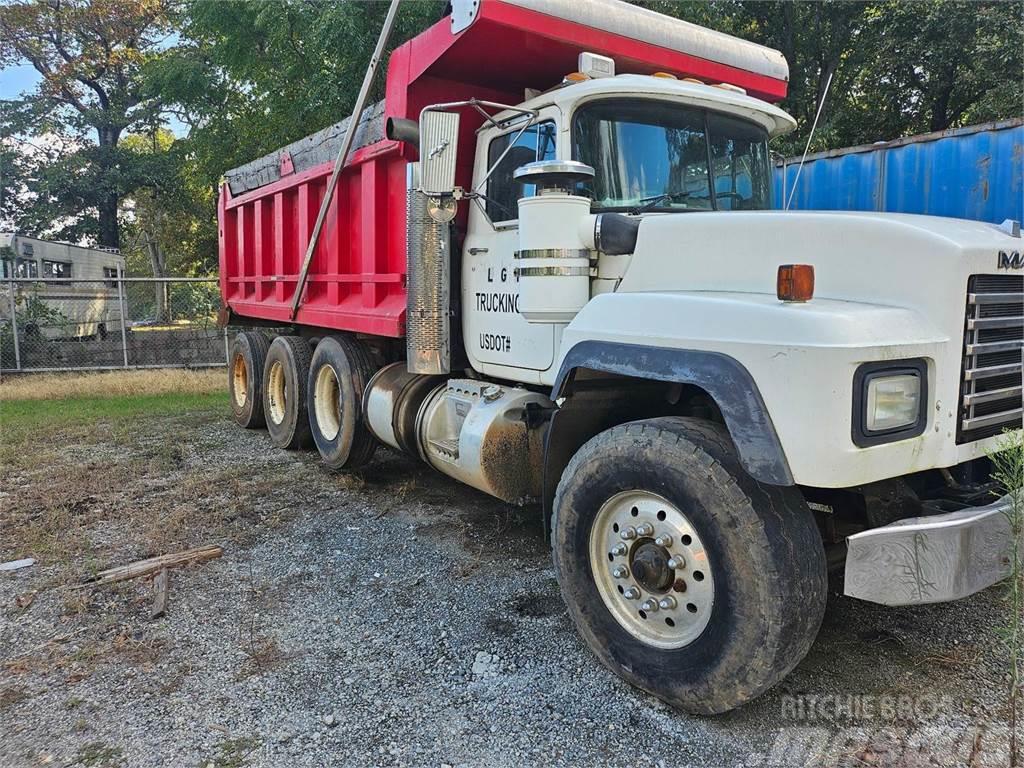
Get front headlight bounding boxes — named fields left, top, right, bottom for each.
left=865, top=374, right=921, bottom=431
left=852, top=360, right=928, bottom=447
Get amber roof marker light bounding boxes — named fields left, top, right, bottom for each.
left=777, top=264, right=815, bottom=302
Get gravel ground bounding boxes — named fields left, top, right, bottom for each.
left=0, top=408, right=1018, bottom=767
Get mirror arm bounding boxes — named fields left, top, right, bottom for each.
left=418, top=99, right=540, bottom=200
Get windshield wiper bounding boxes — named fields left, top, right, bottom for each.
left=632, top=190, right=694, bottom=214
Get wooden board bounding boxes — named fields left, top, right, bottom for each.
left=84, top=545, right=223, bottom=587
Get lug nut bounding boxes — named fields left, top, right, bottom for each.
left=620, top=527, right=637, bottom=541
left=667, top=556, right=685, bottom=570
left=612, top=565, right=629, bottom=579
left=654, top=534, right=673, bottom=547
left=636, top=523, right=654, bottom=537
left=611, top=543, right=628, bottom=557
left=658, top=596, right=677, bottom=611
left=640, top=598, right=660, bottom=613
left=623, top=586, right=640, bottom=600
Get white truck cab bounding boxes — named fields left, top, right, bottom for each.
left=464, top=75, right=795, bottom=383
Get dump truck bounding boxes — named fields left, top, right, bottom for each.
left=219, top=0, right=1024, bottom=714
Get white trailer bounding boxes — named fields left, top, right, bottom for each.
left=0, top=233, right=125, bottom=340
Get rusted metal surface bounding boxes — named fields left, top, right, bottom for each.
left=775, top=118, right=1024, bottom=224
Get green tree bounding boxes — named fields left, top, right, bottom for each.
left=119, top=127, right=217, bottom=318
left=0, top=0, right=173, bottom=248
left=148, top=0, right=444, bottom=190
left=648, top=1, right=1021, bottom=153
left=847, top=1, right=1023, bottom=139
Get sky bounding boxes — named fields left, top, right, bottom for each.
left=0, top=63, right=41, bottom=99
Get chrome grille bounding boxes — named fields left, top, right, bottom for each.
left=959, top=274, right=1023, bottom=442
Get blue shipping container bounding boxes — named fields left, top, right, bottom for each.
left=773, top=118, right=1023, bottom=224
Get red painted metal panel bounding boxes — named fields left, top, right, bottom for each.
left=219, top=1, right=788, bottom=337
left=424, top=2, right=788, bottom=102
left=219, top=142, right=410, bottom=337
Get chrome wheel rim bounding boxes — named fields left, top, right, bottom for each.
left=313, top=364, right=342, bottom=442
left=589, top=490, right=715, bottom=649
left=267, top=360, right=287, bottom=425
left=231, top=354, right=248, bottom=409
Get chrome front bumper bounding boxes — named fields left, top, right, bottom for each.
left=844, top=492, right=1019, bottom=606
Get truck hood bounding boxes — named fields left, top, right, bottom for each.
left=619, top=210, right=1022, bottom=316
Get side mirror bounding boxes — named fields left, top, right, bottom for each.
left=419, top=110, right=460, bottom=196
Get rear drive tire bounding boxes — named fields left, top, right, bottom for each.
left=307, top=335, right=378, bottom=469
left=552, top=416, right=827, bottom=714
left=228, top=331, right=271, bottom=429
left=262, top=335, right=314, bottom=449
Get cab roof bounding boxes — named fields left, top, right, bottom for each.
left=508, top=75, right=798, bottom=138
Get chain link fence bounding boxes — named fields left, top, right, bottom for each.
left=1, top=276, right=228, bottom=373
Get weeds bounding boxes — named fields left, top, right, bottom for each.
left=990, top=431, right=1024, bottom=766
left=0, top=686, right=29, bottom=711
left=0, top=368, right=224, bottom=401
left=74, top=741, right=123, bottom=767
left=204, top=736, right=261, bottom=768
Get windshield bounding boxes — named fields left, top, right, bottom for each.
left=572, top=99, right=772, bottom=212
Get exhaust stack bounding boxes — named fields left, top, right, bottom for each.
left=405, top=162, right=451, bottom=374
left=385, top=117, right=419, bottom=147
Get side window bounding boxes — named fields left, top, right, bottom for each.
left=42, top=259, right=72, bottom=282
left=707, top=112, right=770, bottom=211
left=103, top=266, right=119, bottom=288
left=1, top=258, right=10, bottom=279
left=15, top=258, right=38, bottom=279
left=485, top=120, right=557, bottom=222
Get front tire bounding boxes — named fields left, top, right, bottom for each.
left=262, top=335, right=313, bottom=450
left=552, top=417, right=826, bottom=714
left=307, top=335, right=378, bottom=469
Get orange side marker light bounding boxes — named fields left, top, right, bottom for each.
left=777, top=264, right=815, bottom=302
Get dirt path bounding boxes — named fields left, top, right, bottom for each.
left=0, top=407, right=1015, bottom=767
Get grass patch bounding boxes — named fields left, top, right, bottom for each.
left=0, top=375, right=311, bottom=691
left=0, top=391, right=227, bottom=436
left=0, top=367, right=224, bottom=401
left=0, top=388, right=230, bottom=565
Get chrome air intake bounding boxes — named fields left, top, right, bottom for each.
left=405, top=162, right=451, bottom=374
left=512, top=160, right=596, bottom=324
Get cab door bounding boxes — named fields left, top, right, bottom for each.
left=462, top=115, right=560, bottom=376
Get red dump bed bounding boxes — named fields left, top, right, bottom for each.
left=218, top=0, right=789, bottom=337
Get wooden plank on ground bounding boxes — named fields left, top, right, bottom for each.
left=150, top=568, right=169, bottom=619
left=83, top=545, right=223, bottom=587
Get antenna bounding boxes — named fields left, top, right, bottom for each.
left=785, top=69, right=835, bottom=211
